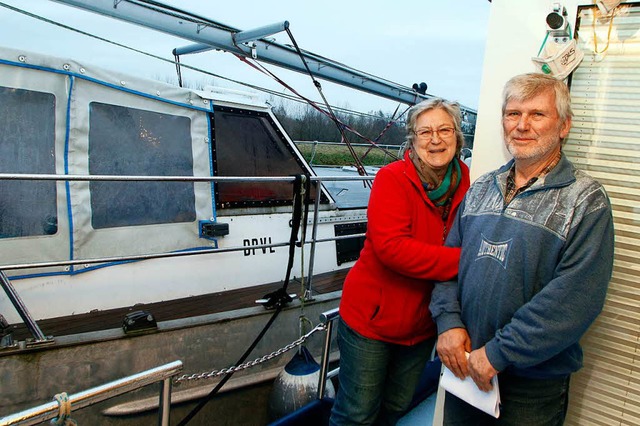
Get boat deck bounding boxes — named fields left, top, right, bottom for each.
left=399, top=393, right=437, bottom=425
left=8, top=269, right=348, bottom=341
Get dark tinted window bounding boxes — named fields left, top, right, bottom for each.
left=213, top=107, right=315, bottom=208
left=0, top=86, right=57, bottom=238
left=89, top=103, right=195, bottom=228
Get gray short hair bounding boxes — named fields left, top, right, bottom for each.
left=502, top=73, right=573, bottom=122
left=403, top=98, right=464, bottom=156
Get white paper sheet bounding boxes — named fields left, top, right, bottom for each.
left=440, top=363, right=501, bottom=418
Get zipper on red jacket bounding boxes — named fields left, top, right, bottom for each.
left=441, top=198, right=453, bottom=241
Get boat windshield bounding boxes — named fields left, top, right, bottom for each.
left=313, top=166, right=375, bottom=209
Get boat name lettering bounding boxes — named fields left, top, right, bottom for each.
left=243, top=237, right=276, bottom=256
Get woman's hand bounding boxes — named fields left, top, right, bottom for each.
left=437, top=327, right=472, bottom=379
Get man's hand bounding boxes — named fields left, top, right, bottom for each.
left=437, top=328, right=472, bottom=379
left=468, top=347, right=498, bottom=392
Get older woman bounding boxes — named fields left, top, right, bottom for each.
left=330, top=98, right=470, bottom=426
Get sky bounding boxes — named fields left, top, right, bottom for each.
left=0, top=0, right=490, bottom=114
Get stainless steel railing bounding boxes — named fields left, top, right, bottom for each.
left=0, top=173, right=372, bottom=274
left=0, top=360, right=183, bottom=426
left=0, top=271, right=48, bottom=345
left=317, top=307, right=340, bottom=399
left=0, top=174, right=371, bottom=344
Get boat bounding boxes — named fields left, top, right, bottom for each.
left=0, top=26, right=361, bottom=426
left=0, top=1, right=478, bottom=424
left=4, top=0, right=638, bottom=425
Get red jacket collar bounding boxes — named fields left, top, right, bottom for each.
left=401, top=150, right=470, bottom=210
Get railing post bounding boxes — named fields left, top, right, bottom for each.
left=158, top=377, right=172, bottom=426
left=0, top=270, right=49, bottom=343
left=303, top=181, right=323, bottom=301
left=317, top=308, right=339, bottom=399
left=310, top=140, right=318, bottom=165
left=0, top=360, right=182, bottom=426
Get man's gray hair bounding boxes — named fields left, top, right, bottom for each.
left=502, top=73, right=573, bottom=122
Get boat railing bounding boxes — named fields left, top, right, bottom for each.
left=267, top=307, right=340, bottom=426
left=171, top=308, right=337, bottom=385
left=316, top=307, right=340, bottom=400
left=0, top=360, right=183, bottom=426
left=0, top=307, right=337, bottom=426
left=295, top=140, right=400, bottom=150
left=0, top=270, right=50, bottom=348
left=295, top=140, right=403, bottom=166
left=0, top=173, right=372, bottom=345
left=0, top=174, right=372, bottom=274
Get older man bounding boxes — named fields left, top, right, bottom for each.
left=430, top=73, right=614, bottom=425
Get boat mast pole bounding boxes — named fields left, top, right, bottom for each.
left=49, top=0, right=430, bottom=106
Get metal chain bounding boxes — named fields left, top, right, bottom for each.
left=173, top=322, right=326, bottom=384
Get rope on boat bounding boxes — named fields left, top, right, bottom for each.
left=296, top=171, right=314, bottom=353
left=172, top=322, right=326, bottom=384
left=283, top=29, right=366, bottom=179
left=0, top=2, right=403, bottom=154
left=231, top=36, right=401, bottom=170
left=50, top=392, right=77, bottom=426
left=176, top=174, right=309, bottom=425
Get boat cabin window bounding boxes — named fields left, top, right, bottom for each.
left=213, top=107, right=315, bottom=209
left=88, top=103, right=196, bottom=228
left=0, top=86, right=57, bottom=238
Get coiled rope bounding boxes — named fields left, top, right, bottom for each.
left=50, top=393, right=77, bottom=426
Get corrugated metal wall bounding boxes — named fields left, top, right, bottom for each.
left=565, top=4, right=640, bottom=425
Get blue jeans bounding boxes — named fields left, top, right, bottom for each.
left=330, top=319, right=435, bottom=426
left=444, top=373, right=571, bottom=426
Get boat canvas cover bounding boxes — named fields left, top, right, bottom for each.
left=0, top=46, right=215, bottom=274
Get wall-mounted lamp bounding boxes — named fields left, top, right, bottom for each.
left=546, top=3, right=570, bottom=42
left=531, top=3, right=584, bottom=80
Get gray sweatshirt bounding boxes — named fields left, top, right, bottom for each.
left=430, top=154, right=614, bottom=378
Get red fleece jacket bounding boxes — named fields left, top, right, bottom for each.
left=339, top=152, right=470, bottom=345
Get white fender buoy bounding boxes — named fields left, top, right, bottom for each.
left=268, top=346, right=335, bottom=421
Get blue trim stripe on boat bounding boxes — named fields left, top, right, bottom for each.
left=10, top=246, right=218, bottom=280
left=0, top=58, right=212, bottom=113
left=64, top=75, right=76, bottom=272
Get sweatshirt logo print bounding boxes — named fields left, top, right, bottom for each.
left=476, top=234, right=511, bottom=269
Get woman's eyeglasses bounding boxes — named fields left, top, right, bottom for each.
left=414, top=127, right=455, bottom=140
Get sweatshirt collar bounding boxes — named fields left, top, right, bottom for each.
left=496, top=152, right=576, bottom=191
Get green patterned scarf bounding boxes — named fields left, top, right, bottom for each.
left=409, top=150, right=461, bottom=207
